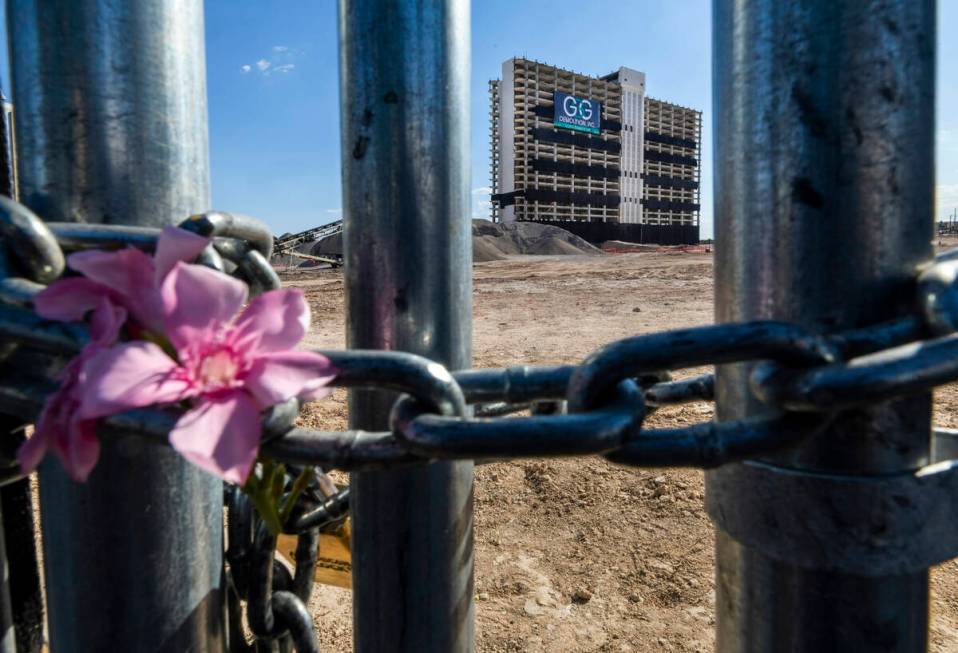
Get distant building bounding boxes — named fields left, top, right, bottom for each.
left=490, top=58, right=701, bottom=244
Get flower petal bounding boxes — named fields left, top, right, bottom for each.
left=25, top=357, right=76, bottom=466
left=21, top=355, right=101, bottom=481
left=169, top=392, right=261, bottom=484
left=67, top=248, right=163, bottom=330
left=17, top=423, right=49, bottom=475
left=244, top=350, right=338, bottom=407
left=161, top=262, right=248, bottom=353
left=298, top=382, right=336, bottom=403
left=79, top=341, right=193, bottom=419
left=154, top=226, right=210, bottom=283
left=57, top=418, right=101, bottom=482
left=231, top=288, right=310, bottom=354
left=33, top=277, right=114, bottom=322
left=67, top=247, right=155, bottom=298
left=88, top=297, right=127, bottom=347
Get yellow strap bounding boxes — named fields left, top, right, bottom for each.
left=276, top=520, right=352, bottom=590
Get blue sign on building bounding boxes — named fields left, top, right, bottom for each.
left=553, top=91, right=602, bottom=135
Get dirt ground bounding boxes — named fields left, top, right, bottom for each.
left=286, top=251, right=958, bottom=652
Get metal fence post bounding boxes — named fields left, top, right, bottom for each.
left=710, top=0, right=935, bottom=650
left=338, top=0, right=474, bottom=650
left=7, top=2, right=225, bottom=651
left=0, top=79, right=43, bottom=653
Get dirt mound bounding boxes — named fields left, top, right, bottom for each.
left=473, top=236, right=511, bottom=262
left=472, top=219, right=603, bottom=261
left=472, top=219, right=502, bottom=238
left=284, top=220, right=603, bottom=265
left=527, top=237, right=592, bottom=256
left=602, top=240, right=661, bottom=253
left=311, top=232, right=343, bottom=257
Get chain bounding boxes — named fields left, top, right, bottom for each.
left=2, top=199, right=958, bottom=650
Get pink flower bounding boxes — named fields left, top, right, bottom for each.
left=19, top=226, right=212, bottom=480
left=80, top=262, right=336, bottom=484
left=33, top=225, right=210, bottom=333
left=17, top=297, right=127, bottom=481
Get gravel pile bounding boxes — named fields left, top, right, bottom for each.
left=310, top=232, right=343, bottom=258
left=287, top=219, right=603, bottom=265
left=472, top=219, right=603, bottom=262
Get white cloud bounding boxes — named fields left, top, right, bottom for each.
left=243, top=47, right=303, bottom=78
left=471, top=187, right=493, bottom=220
left=326, top=208, right=342, bottom=214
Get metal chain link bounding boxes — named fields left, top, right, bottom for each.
left=3, top=202, right=958, bottom=650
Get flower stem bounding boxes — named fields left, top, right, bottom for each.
left=243, top=460, right=284, bottom=536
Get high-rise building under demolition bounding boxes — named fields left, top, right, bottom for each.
left=490, top=58, right=701, bottom=244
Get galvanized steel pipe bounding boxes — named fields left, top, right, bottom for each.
left=710, top=0, right=935, bottom=650
left=7, top=2, right=224, bottom=650
left=338, top=0, right=474, bottom=649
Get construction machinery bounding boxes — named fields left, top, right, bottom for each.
left=273, top=220, right=343, bottom=267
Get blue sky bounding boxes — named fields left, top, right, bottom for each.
left=200, top=0, right=713, bottom=235
left=1, top=1, right=956, bottom=239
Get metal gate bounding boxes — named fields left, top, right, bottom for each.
left=0, top=0, right=947, bottom=651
